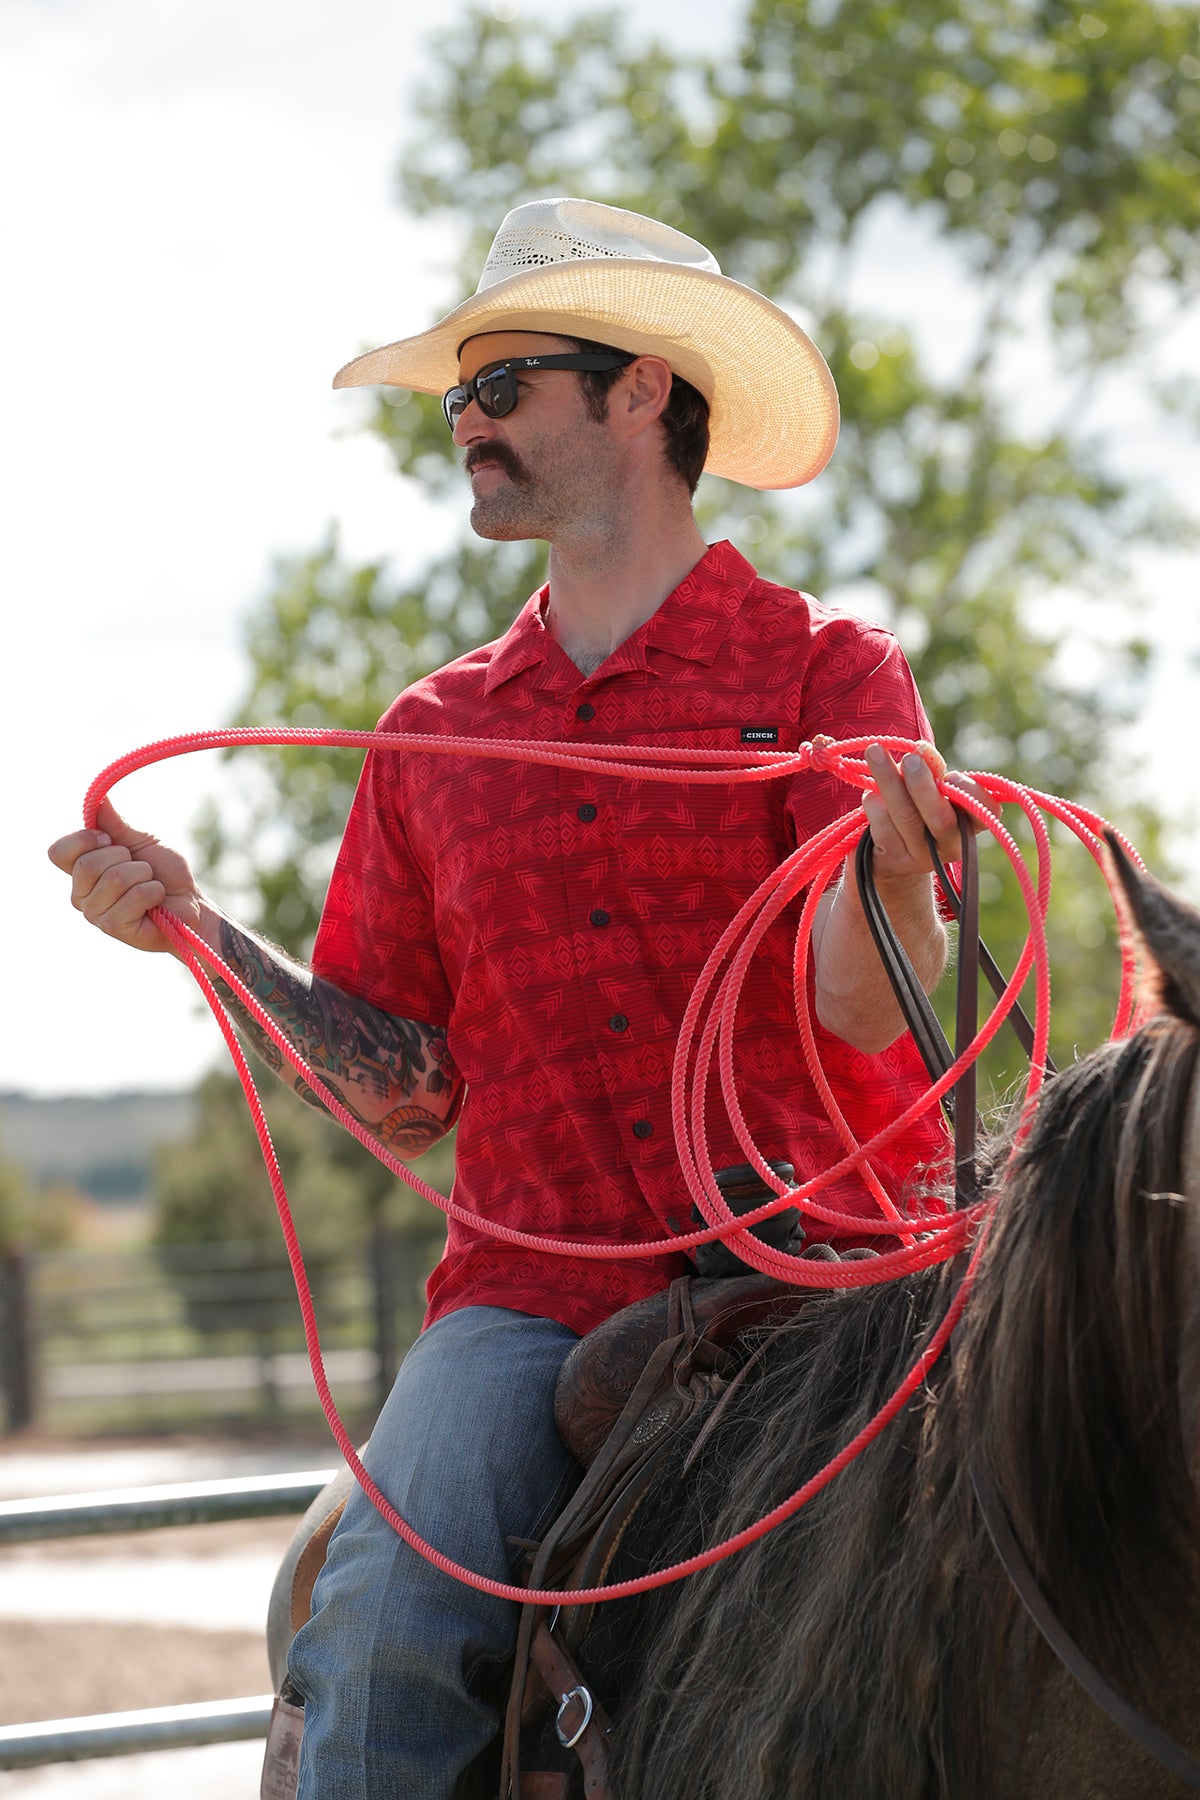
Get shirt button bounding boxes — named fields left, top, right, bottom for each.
left=589, top=909, right=610, bottom=927
left=576, top=703, right=595, bottom=721
left=609, top=1014, right=629, bottom=1033
left=632, top=1118, right=653, bottom=1139
left=577, top=803, right=598, bottom=822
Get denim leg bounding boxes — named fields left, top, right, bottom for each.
left=289, top=1305, right=580, bottom=1800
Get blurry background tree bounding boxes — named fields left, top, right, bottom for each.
left=150, top=1065, right=451, bottom=1352
left=0, top=1142, right=78, bottom=1430
left=198, top=0, right=1199, bottom=1114
left=0, top=1144, right=79, bottom=1256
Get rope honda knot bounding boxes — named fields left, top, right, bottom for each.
left=807, top=733, right=835, bottom=772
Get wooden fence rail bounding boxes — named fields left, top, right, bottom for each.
left=0, top=1224, right=439, bottom=1433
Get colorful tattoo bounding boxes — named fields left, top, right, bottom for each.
left=211, top=919, right=462, bottom=1148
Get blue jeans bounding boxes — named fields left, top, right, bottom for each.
left=289, top=1305, right=581, bottom=1800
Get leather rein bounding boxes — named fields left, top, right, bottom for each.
left=856, top=815, right=1200, bottom=1790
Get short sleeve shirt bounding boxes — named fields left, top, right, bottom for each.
left=313, top=542, right=950, bottom=1336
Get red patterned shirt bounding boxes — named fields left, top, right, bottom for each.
left=313, top=542, right=949, bottom=1336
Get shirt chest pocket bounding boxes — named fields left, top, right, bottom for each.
left=596, top=722, right=798, bottom=913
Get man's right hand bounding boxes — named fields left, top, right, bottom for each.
left=48, top=800, right=204, bottom=954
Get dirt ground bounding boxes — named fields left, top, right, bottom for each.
left=2, top=1619, right=272, bottom=1726
left=1, top=1518, right=297, bottom=1727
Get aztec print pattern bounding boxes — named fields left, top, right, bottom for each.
left=313, top=542, right=950, bottom=1335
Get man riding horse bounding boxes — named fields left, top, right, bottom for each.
left=49, top=196, right=974, bottom=1798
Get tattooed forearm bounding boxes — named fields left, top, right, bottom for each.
left=211, top=918, right=463, bottom=1150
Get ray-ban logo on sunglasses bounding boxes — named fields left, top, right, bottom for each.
left=442, top=352, right=634, bottom=429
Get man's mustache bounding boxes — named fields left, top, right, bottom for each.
left=464, top=443, right=532, bottom=486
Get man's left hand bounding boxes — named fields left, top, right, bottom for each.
left=861, top=742, right=993, bottom=883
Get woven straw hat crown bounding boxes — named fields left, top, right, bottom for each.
left=334, top=197, right=839, bottom=490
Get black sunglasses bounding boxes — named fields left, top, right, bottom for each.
left=442, top=352, right=634, bottom=430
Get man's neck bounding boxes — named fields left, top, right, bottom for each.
left=543, top=507, right=709, bottom=677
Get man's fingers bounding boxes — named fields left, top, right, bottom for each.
left=944, top=773, right=999, bottom=835
left=865, top=745, right=922, bottom=819
left=50, top=806, right=196, bottom=956
left=864, top=744, right=984, bottom=874
left=47, top=827, right=112, bottom=873
left=75, top=855, right=155, bottom=914
left=866, top=745, right=937, bottom=864
left=63, top=843, right=134, bottom=904
left=862, top=745, right=1003, bottom=883
left=67, top=851, right=170, bottom=950
left=93, top=879, right=168, bottom=939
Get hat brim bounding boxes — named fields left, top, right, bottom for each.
left=333, top=260, right=839, bottom=490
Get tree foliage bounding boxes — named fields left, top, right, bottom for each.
left=0, top=1146, right=79, bottom=1256
left=150, top=1066, right=451, bottom=1337
left=195, top=529, right=545, bottom=945
left=202, top=0, right=1199, bottom=1089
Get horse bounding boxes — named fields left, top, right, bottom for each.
left=266, top=846, right=1200, bottom=1797
left=592, top=846, right=1200, bottom=1798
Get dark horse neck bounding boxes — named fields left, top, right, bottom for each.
left=861, top=822, right=1200, bottom=1791
left=972, top=1461, right=1200, bottom=1790
left=608, top=898, right=1200, bottom=1798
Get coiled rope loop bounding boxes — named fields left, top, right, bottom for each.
left=81, top=726, right=1143, bottom=1605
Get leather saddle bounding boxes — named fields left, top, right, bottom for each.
left=500, top=1267, right=815, bottom=1800
left=261, top=1166, right=817, bottom=1800
left=261, top=1269, right=813, bottom=1800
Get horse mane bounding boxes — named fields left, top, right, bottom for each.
left=960, top=1018, right=1199, bottom=1690
left=611, top=1014, right=1200, bottom=1800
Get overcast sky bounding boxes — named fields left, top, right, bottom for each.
left=4, top=0, right=1197, bottom=1101
left=3, top=0, right=736, bottom=1099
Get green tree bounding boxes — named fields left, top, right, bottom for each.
left=151, top=1066, right=450, bottom=1347
left=0, top=1147, right=78, bottom=1255
left=202, top=0, right=1199, bottom=1096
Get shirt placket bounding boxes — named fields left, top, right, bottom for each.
left=560, top=687, right=671, bottom=1182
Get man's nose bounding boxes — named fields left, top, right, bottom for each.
left=452, top=399, right=498, bottom=448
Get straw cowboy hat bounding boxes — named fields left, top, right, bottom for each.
left=333, top=197, right=839, bottom=490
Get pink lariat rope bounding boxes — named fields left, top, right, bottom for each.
left=82, top=727, right=1144, bottom=1606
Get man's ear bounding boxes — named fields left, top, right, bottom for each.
left=610, top=355, right=674, bottom=440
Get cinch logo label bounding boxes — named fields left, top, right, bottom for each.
left=741, top=726, right=779, bottom=744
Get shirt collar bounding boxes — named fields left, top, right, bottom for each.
left=482, top=590, right=554, bottom=694
left=482, top=540, right=759, bottom=695
left=640, top=540, right=757, bottom=667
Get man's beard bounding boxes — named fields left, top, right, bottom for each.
left=463, top=419, right=616, bottom=544
left=464, top=441, right=538, bottom=540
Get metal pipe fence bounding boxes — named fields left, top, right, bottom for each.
left=0, top=1470, right=336, bottom=1769
left=0, top=1696, right=277, bottom=1769
left=0, top=1468, right=337, bottom=1546
left=0, top=1228, right=437, bottom=1768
